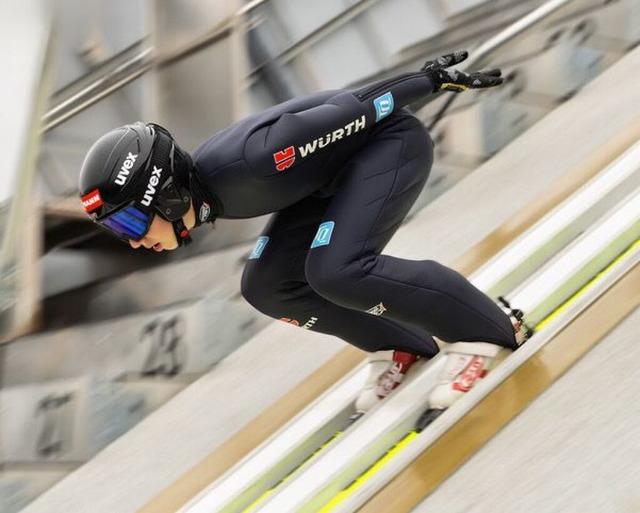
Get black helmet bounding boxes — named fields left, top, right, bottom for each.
left=79, top=122, right=193, bottom=245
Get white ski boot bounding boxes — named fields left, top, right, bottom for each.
left=427, top=341, right=503, bottom=410
left=355, top=350, right=419, bottom=414
left=417, top=299, right=533, bottom=430
left=428, top=299, right=533, bottom=410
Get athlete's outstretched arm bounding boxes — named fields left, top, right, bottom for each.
left=354, top=50, right=503, bottom=102
left=253, top=51, right=502, bottom=164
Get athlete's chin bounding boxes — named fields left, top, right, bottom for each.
left=153, top=242, right=178, bottom=252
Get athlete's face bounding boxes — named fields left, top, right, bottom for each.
left=129, top=215, right=178, bottom=252
left=128, top=202, right=195, bottom=252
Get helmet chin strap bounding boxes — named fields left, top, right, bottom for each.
left=145, top=125, right=195, bottom=247
left=172, top=218, right=192, bottom=246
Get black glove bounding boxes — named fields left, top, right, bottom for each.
left=422, top=50, right=503, bottom=93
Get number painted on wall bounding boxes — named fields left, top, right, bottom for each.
left=139, top=314, right=186, bottom=376
left=35, top=392, right=75, bottom=458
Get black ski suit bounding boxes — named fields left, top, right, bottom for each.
left=191, top=71, right=517, bottom=356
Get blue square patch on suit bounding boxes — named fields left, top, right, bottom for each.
left=311, top=221, right=335, bottom=248
left=249, top=236, right=269, bottom=259
left=374, top=92, right=394, bottom=122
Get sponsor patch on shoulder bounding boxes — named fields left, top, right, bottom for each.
left=81, top=189, right=103, bottom=212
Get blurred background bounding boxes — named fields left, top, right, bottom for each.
left=1, top=0, right=639, bottom=512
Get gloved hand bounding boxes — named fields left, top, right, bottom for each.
left=422, top=50, right=503, bottom=93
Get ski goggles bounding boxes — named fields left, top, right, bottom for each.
left=97, top=203, right=154, bottom=241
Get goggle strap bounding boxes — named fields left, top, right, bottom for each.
left=148, top=128, right=173, bottom=183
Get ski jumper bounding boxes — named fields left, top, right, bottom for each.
left=192, top=71, right=517, bottom=356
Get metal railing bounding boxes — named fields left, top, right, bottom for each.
left=40, top=0, right=385, bottom=132
left=42, top=41, right=152, bottom=133
left=0, top=4, right=54, bottom=343
left=42, top=0, right=602, bottom=135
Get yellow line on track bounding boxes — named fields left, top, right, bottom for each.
left=358, top=260, right=639, bottom=512
left=318, top=239, right=639, bottom=511
left=242, top=431, right=345, bottom=512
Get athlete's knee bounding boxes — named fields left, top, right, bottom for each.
left=241, top=263, right=283, bottom=315
left=305, top=252, right=361, bottom=306
left=240, top=265, right=264, bottom=309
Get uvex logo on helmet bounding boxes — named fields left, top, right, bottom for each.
left=114, top=152, right=138, bottom=185
left=140, top=166, right=162, bottom=207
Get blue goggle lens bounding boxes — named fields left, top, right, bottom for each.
left=100, top=205, right=152, bottom=240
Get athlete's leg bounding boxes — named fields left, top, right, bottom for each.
left=304, top=114, right=517, bottom=349
left=241, top=195, right=438, bottom=357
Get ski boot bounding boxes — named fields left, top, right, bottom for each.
left=416, top=299, right=533, bottom=431
left=353, top=350, right=420, bottom=419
